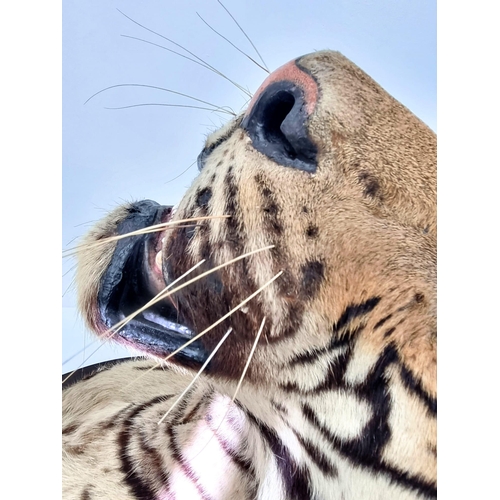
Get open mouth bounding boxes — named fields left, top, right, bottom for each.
left=97, top=200, right=208, bottom=366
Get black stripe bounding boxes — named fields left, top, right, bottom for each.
left=333, top=297, right=381, bottom=332
left=197, top=120, right=239, bottom=170
left=301, top=345, right=437, bottom=498
left=281, top=328, right=360, bottom=393
left=254, top=173, right=284, bottom=237
left=302, top=401, right=436, bottom=498
left=214, top=432, right=256, bottom=476
left=270, top=301, right=305, bottom=343
left=195, top=187, right=212, bottom=209
left=286, top=331, right=351, bottom=367
left=210, top=432, right=258, bottom=497
left=383, top=327, right=396, bottom=338
left=295, top=433, right=338, bottom=477
left=373, top=314, right=392, bottom=330
left=177, top=390, right=257, bottom=496
left=300, top=260, right=325, bottom=299
left=62, top=424, right=78, bottom=435
left=271, top=400, right=289, bottom=415
left=246, top=411, right=313, bottom=500
left=272, top=401, right=338, bottom=478
left=137, top=426, right=171, bottom=489
left=280, top=353, right=348, bottom=395
left=81, top=486, right=93, bottom=500
left=399, top=364, right=437, bottom=415
left=100, top=402, right=137, bottom=431
left=180, top=389, right=213, bottom=425
left=164, top=391, right=213, bottom=500
left=133, top=364, right=170, bottom=371
left=224, top=167, right=244, bottom=254
left=118, top=395, right=173, bottom=499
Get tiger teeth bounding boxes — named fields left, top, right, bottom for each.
left=155, top=250, right=163, bottom=271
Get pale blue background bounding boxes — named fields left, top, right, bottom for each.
left=62, top=0, right=436, bottom=372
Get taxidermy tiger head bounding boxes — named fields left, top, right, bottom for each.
left=76, top=50, right=436, bottom=397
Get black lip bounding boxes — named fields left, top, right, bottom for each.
left=97, top=200, right=208, bottom=366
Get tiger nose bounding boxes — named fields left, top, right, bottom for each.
left=241, top=58, right=318, bottom=173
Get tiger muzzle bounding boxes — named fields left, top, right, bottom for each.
left=96, top=200, right=208, bottom=366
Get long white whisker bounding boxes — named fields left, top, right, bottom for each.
left=84, top=84, right=234, bottom=115
left=187, top=317, right=267, bottom=461
left=157, top=327, right=233, bottom=425
left=62, top=338, right=99, bottom=366
left=117, top=10, right=252, bottom=97
left=165, top=160, right=197, bottom=184
left=62, top=258, right=206, bottom=385
left=97, top=259, right=207, bottom=340
left=104, top=103, right=234, bottom=115
left=62, top=215, right=229, bottom=255
left=161, top=271, right=282, bottom=364
left=120, top=34, right=215, bottom=72
left=123, top=269, right=281, bottom=389
left=196, top=13, right=269, bottom=74
left=217, top=0, right=269, bottom=72
left=109, top=245, right=275, bottom=351
left=231, top=317, right=266, bottom=401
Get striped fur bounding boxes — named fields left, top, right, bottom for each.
left=63, top=51, right=436, bottom=499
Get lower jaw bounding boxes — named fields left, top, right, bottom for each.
left=95, top=199, right=209, bottom=366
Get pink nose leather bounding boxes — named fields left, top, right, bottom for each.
left=245, top=59, right=318, bottom=119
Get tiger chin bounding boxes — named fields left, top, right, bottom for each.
left=63, top=50, right=436, bottom=500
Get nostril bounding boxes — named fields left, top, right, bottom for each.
left=258, top=90, right=296, bottom=158
left=242, top=80, right=317, bottom=173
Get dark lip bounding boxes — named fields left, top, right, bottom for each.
left=97, top=200, right=208, bottom=366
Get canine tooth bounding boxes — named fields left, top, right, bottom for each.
left=155, top=250, right=163, bottom=271
left=241, top=306, right=249, bottom=314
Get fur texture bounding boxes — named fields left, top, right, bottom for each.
left=63, top=50, right=436, bottom=499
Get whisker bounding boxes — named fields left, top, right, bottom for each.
left=62, top=338, right=100, bottom=366
left=62, top=276, right=76, bottom=298
left=62, top=215, right=230, bottom=255
left=123, top=269, right=281, bottom=389
left=62, top=259, right=207, bottom=385
left=62, top=341, right=119, bottom=386
left=64, top=247, right=276, bottom=385
left=74, top=219, right=100, bottom=228
left=120, top=34, right=214, bottom=72
left=62, top=225, right=197, bottom=259
left=232, top=317, right=266, bottom=402
left=188, top=317, right=267, bottom=460
left=114, top=246, right=276, bottom=359
left=117, top=9, right=252, bottom=97
left=165, top=160, right=196, bottom=184
left=62, top=263, right=77, bottom=278
left=84, top=84, right=233, bottom=115
left=217, top=0, right=269, bottom=72
left=65, top=234, right=84, bottom=247
left=104, top=103, right=234, bottom=115
left=127, top=247, right=277, bottom=331
left=161, top=271, right=282, bottom=364
left=157, top=327, right=233, bottom=425
left=196, top=13, right=269, bottom=74
left=96, top=259, right=208, bottom=342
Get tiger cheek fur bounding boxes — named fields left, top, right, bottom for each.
left=65, top=51, right=436, bottom=499
left=163, top=51, right=436, bottom=388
